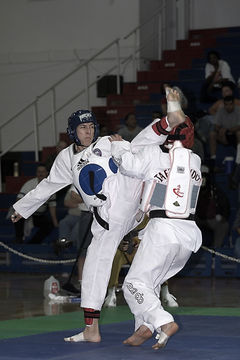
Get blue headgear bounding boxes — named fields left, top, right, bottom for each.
left=67, top=110, right=99, bottom=146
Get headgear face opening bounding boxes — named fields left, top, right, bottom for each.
left=165, top=116, right=194, bottom=149
left=67, top=110, right=99, bottom=146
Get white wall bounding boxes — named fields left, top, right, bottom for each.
left=1, top=0, right=240, bottom=152
left=0, top=0, right=139, bottom=151
left=190, top=0, right=240, bottom=29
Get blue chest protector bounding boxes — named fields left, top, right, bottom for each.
left=73, top=154, right=118, bottom=208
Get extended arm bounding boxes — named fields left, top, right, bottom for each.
left=110, top=135, right=154, bottom=179
left=12, top=150, right=73, bottom=220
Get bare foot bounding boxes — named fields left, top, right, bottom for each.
left=152, top=321, right=179, bottom=350
left=64, top=320, right=101, bottom=343
left=166, top=88, right=186, bottom=129
left=123, top=325, right=152, bottom=346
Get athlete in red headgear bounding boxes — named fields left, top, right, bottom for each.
left=110, top=88, right=202, bottom=350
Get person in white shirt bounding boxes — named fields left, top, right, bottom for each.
left=118, top=113, right=142, bottom=142
left=13, top=163, right=57, bottom=244
left=201, top=50, right=235, bottom=103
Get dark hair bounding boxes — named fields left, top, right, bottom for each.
left=152, top=110, right=161, bottom=115
left=124, top=112, right=135, bottom=122
left=207, top=50, right=220, bottom=62
left=222, top=80, right=236, bottom=92
left=37, top=163, right=47, bottom=169
left=223, top=95, right=234, bottom=103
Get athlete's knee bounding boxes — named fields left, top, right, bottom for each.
left=123, top=279, right=144, bottom=303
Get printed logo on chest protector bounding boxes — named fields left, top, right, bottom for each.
left=154, top=168, right=170, bottom=182
left=173, top=184, right=184, bottom=198
left=126, top=282, right=144, bottom=304
left=155, top=168, right=201, bottom=183
left=93, top=148, right=102, bottom=156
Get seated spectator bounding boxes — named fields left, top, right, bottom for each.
left=57, top=185, right=82, bottom=248
left=13, top=164, right=58, bottom=244
left=192, top=134, right=205, bottom=163
left=208, top=81, right=240, bottom=115
left=196, top=82, right=240, bottom=144
left=99, top=125, right=110, bottom=137
left=45, top=140, right=67, bottom=172
left=200, top=51, right=235, bottom=103
left=195, top=165, right=230, bottom=248
left=117, top=113, right=142, bottom=142
left=56, top=186, right=93, bottom=294
left=209, top=95, right=240, bottom=172
left=103, top=232, right=140, bottom=307
left=73, top=191, right=93, bottom=290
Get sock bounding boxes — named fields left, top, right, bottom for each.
left=107, top=286, right=116, bottom=296
left=161, top=284, right=169, bottom=298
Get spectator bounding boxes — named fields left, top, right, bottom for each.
left=13, top=164, right=58, bottom=244
left=99, top=125, right=110, bottom=137
left=45, top=140, right=67, bottom=172
left=192, top=135, right=205, bottom=163
left=209, top=95, right=240, bottom=171
left=195, top=165, right=230, bottom=248
left=196, top=82, right=240, bottom=145
left=58, top=186, right=93, bottom=295
left=56, top=185, right=82, bottom=249
left=208, top=81, right=240, bottom=115
left=104, top=232, right=140, bottom=307
left=200, top=51, right=235, bottom=103
left=117, top=113, right=142, bottom=142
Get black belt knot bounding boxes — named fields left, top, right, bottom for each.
left=93, top=207, right=109, bottom=230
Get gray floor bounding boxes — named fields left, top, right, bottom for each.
left=0, top=273, right=240, bottom=321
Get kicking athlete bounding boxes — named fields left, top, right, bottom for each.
left=11, top=89, right=188, bottom=343
left=110, top=89, right=202, bottom=350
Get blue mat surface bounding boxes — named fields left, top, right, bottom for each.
left=0, top=315, right=239, bottom=360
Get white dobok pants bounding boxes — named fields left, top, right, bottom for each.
left=123, top=217, right=202, bottom=332
left=81, top=173, right=142, bottom=310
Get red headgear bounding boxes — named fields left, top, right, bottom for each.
left=165, top=116, right=194, bottom=149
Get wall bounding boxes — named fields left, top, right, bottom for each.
left=1, top=0, right=240, bottom=152
left=0, top=0, right=139, bottom=151
left=190, top=0, right=240, bottom=30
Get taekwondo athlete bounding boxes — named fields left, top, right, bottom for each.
left=110, top=88, right=202, bottom=350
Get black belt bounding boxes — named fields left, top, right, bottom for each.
left=93, top=207, right=109, bottom=230
left=149, top=210, right=195, bottom=221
